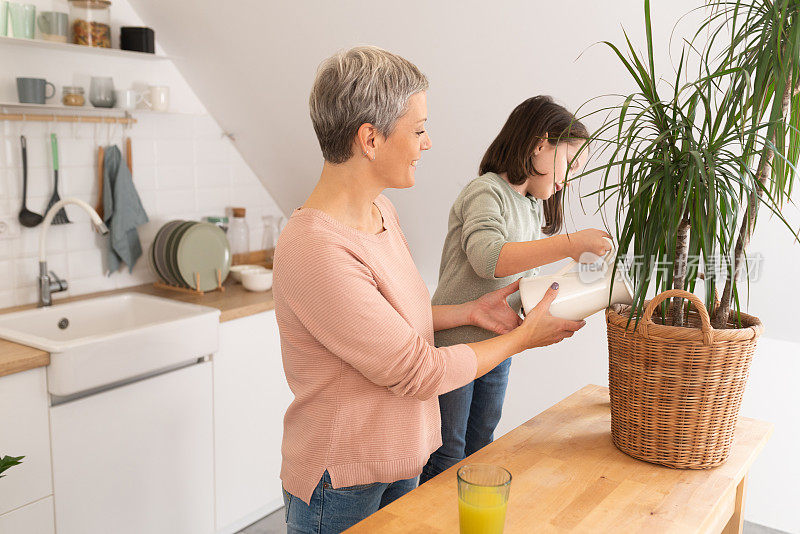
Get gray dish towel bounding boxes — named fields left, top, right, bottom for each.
left=103, top=145, right=149, bottom=274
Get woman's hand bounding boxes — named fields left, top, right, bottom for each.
left=468, top=282, right=586, bottom=378
left=567, top=229, right=613, bottom=262
left=515, top=283, right=586, bottom=349
left=467, top=279, right=523, bottom=335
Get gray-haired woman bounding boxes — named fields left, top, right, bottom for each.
left=273, top=46, right=585, bottom=534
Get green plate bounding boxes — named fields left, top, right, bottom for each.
left=147, top=241, right=161, bottom=281
left=154, top=220, right=185, bottom=285
left=165, top=221, right=196, bottom=287
left=175, top=222, right=231, bottom=291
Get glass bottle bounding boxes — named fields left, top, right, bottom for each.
left=228, top=207, right=250, bottom=257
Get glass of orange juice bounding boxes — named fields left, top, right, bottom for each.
left=457, top=464, right=511, bottom=534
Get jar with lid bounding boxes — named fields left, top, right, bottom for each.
left=69, top=0, right=112, bottom=48
left=62, top=86, right=85, bottom=107
left=227, top=208, right=250, bottom=257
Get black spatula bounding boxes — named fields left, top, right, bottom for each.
left=46, top=133, right=70, bottom=224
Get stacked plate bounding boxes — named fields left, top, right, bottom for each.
left=149, top=220, right=232, bottom=291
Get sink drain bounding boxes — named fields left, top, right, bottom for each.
left=58, top=318, right=69, bottom=330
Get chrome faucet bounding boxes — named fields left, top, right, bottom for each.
left=39, top=198, right=109, bottom=307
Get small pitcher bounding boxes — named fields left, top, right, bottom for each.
left=261, top=214, right=287, bottom=251
left=520, top=240, right=634, bottom=320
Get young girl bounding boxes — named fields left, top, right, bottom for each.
left=420, top=95, right=612, bottom=483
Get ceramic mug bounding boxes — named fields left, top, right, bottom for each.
left=1, top=2, right=9, bottom=37
left=8, top=2, right=35, bottom=39
left=16, top=77, right=55, bottom=104
left=115, top=89, right=144, bottom=111
left=520, top=239, right=634, bottom=321
left=144, top=85, right=169, bottom=112
left=37, top=11, right=68, bottom=42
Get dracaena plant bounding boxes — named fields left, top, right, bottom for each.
left=571, top=0, right=800, bottom=329
left=0, top=455, right=24, bottom=479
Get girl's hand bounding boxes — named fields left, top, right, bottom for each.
left=515, top=283, right=586, bottom=349
left=567, top=229, right=613, bottom=262
left=467, top=279, right=523, bottom=335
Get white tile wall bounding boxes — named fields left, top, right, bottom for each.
left=0, top=113, right=284, bottom=308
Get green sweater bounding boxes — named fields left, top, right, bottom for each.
left=432, top=172, right=543, bottom=347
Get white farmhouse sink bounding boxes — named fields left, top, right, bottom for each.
left=0, top=293, right=220, bottom=397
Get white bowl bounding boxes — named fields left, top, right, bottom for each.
left=230, top=264, right=267, bottom=282
left=241, top=269, right=273, bottom=292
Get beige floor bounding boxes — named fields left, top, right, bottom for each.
left=237, top=508, right=284, bottom=534
left=238, top=510, right=787, bottom=534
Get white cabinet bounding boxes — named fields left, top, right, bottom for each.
left=50, top=362, right=215, bottom=534
left=0, top=367, right=53, bottom=516
left=0, top=496, right=54, bottom=534
left=213, top=310, right=292, bottom=533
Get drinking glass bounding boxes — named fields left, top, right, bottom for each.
left=261, top=214, right=286, bottom=264
left=457, top=464, right=511, bottom=534
left=89, top=76, right=115, bottom=108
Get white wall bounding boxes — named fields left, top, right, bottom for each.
left=0, top=0, right=283, bottom=309
left=120, top=0, right=798, bottom=531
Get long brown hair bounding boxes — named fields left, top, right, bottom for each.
left=479, top=96, right=588, bottom=235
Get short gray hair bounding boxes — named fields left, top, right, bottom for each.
left=309, top=46, right=429, bottom=163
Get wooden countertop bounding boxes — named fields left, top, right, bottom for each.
left=0, top=280, right=274, bottom=378
left=0, top=338, right=49, bottom=378
left=347, top=384, right=773, bottom=533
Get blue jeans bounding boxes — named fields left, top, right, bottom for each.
left=282, top=470, right=418, bottom=534
left=420, top=358, right=511, bottom=484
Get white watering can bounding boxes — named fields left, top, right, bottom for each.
left=520, top=238, right=634, bottom=320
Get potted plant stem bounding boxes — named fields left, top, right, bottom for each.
left=571, top=0, right=800, bottom=467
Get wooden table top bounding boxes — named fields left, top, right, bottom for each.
left=346, top=384, right=773, bottom=533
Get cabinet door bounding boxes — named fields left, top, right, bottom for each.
left=50, top=362, right=214, bottom=534
left=0, top=367, right=53, bottom=515
left=213, top=310, right=292, bottom=531
left=0, top=496, right=55, bottom=534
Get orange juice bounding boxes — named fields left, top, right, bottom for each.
left=458, top=487, right=508, bottom=534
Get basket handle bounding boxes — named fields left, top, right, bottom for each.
left=637, top=289, right=714, bottom=345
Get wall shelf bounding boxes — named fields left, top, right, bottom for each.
left=0, top=102, right=200, bottom=119
left=1, top=101, right=129, bottom=114
left=0, top=35, right=175, bottom=61
left=0, top=102, right=137, bottom=124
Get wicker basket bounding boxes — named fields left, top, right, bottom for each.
left=605, top=289, right=764, bottom=469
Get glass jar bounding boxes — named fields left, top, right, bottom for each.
left=261, top=215, right=287, bottom=251
left=227, top=208, right=250, bottom=257
left=69, top=0, right=111, bottom=48
left=62, top=86, right=85, bottom=106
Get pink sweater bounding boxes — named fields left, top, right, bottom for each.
left=273, top=194, right=478, bottom=504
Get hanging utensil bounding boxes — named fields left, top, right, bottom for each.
left=46, top=133, right=70, bottom=224
left=96, top=145, right=105, bottom=219
left=17, top=135, right=43, bottom=228
left=125, top=137, right=132, bottom=173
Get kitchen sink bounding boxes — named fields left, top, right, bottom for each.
left=0, top=293, right=220, bottom=397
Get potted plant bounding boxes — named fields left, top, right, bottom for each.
left=0, top=455, right=24, bottom=478
left=574, top=0, right=799, bottom=468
